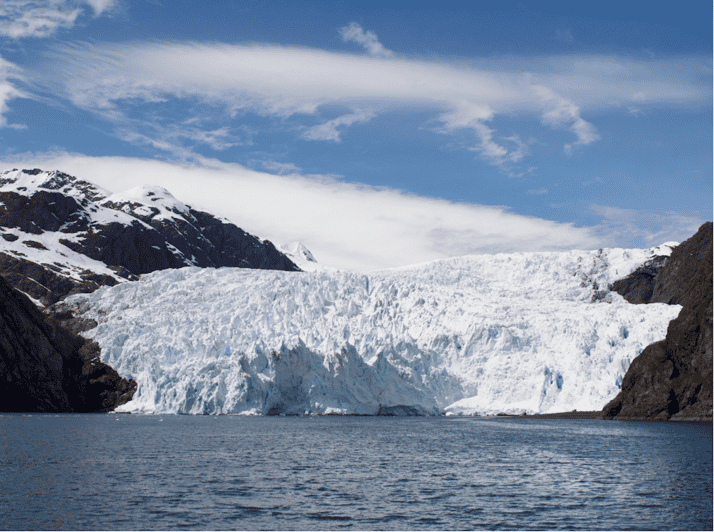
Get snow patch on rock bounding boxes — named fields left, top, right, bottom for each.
left=278, top=241, right=336, bottom=272
left=101, top=185, right=191, bottom=222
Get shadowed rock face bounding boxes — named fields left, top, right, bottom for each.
left=0, top=168, right=298, bottom=413
left=610, top=255, right=668, bottom=304
left=0, top=275, right=135, bottom=413
left=0, top=169, right=299, bottom=306
left=602, top=222, right=712, bottom=421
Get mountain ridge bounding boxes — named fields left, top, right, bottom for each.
left=0, top=168, right=299, bottom=306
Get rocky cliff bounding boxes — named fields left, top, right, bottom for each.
left=0, top=274, right=135, bottom=413
left=603, top=222, right=712, bottom=421
left=609, top=255, right=669, bottom=304
left=0, top=168, right=299, bottom=306
left=0, top=167, right=300, bottom=413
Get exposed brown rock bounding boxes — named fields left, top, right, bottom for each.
left=602, top=222, right=712, bottom=422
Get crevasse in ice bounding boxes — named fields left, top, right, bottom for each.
left=69, top=244, right=681, bottom=415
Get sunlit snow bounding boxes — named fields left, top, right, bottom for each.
left=66, top=244, right=681, bottom=416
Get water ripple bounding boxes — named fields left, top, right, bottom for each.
left=0, top=415, right=711, bottom=530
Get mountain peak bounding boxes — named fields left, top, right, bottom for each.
left=101, top=184, right=191, bottom=221
left=0, top=167, right=299, bottom=305
left=279, top=241, right=317, bottom=263
left=0, top=168, right=111, bottom=204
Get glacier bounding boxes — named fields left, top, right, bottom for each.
left=63, top=244, right=682, bottom=416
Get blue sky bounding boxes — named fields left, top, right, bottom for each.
left=0, top=1, right=711, bottom=270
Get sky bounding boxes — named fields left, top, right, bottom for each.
left=0, top=1, right=711, bottom=271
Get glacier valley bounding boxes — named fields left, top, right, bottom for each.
left=63, top=245, right=682, bottom=416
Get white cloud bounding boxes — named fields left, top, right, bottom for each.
left=503, top=135, right=529, bottom=163
left=0, top=55, right=27, bottom=128
left=0, top=1, right=117, bottom=38
left=0, top=152, right=608, bottom=271
left=119, top=123, right=243, bottom=153
left=589, top=204, right=708, bottom=248
left=339, top=22, right=393, bottom=58
left=532, top=84, right=600, bottom=151
left=0, top=82, right=24, bottom=128
left=248, top=160, right=302, bottom=175
left=302, top=109, right=376, bottom=141
left=526, top=188, right=548, bottom=195
left=34, top=42, right=710, bottom=171
left=84, top=0, right=117, bottom=16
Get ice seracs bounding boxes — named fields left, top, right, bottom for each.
left=65, top=244, right=681, bottom=416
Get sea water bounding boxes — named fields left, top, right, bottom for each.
left=0, top=415, right=711, bottom=530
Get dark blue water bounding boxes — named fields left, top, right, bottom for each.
left=0, top=415, right=711, bottom=530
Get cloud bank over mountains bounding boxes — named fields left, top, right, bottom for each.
left=2, top=152, right=704, bottom=272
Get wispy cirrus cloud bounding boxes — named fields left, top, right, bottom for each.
left=339, top=22, right=393, bottom=58
left=302, top=108, right=376, bottom=142
left=117, top=121, right=247, bottom=154
left=35, top=39, right=711, bottom=171
left=247, top=159, right=302, bottom=175
left=589, top=204, right=708, bottom=248
left=532, top=84, right=600, bottom=153
left=0, top=0, right=118, bottom=39
left=0, top=56, right=27, bottom=128
left=526, top=188, right=548, bottom=195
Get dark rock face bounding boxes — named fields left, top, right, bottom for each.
left=0, top=253, right=123, bottom=307
left=0, top=168, right=297, bottom=413
left=602, top=222, right=712, bottom=421
left=0, top=275, right=135, bottom=413
left=610, top=255, right=668, bottom=304
left=650, top=226, right=711, bottom=306
left=0, top=169, right=299, bottom=305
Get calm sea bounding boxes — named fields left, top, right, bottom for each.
left=0, top=414, right=711, bottom=530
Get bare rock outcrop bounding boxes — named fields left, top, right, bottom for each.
left=0, top=275, right=135, bottom=413
left=602, top=222, right=712, bottom=421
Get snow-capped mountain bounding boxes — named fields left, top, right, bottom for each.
left=0, top=169, right=299, bottom=305
left=277, top=241, right=337, bottom=272
left=59, top=244, right=681, bottom=416
left=278, top=241, right=317, bottom=264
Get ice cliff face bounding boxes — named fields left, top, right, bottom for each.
left=63, top=245, right=681, bottom=416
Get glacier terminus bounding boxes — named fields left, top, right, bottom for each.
left=60, top=244, right=681, bottom=416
